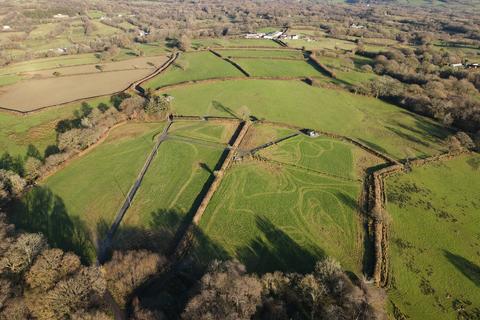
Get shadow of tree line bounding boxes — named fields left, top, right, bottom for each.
left=6, top=186, right=94, bottom=263
left=5, top=174, right=359, bottom=318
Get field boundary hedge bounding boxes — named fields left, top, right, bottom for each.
left=170, top=121, right=251, bottom=260
left=307, top=52, right=337, bottom=78
left=367, top=149, right=472, bottom=286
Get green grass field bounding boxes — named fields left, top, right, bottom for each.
left=191, top=38, right=281, bottom=49
left=317, top=55, right=378, bottom=85
left=194, top=159, right=363, bottom=274
left=386, top=154, right=480, bottom=319
left=216, top=49, right=304, bottom=59
left=258, top=135, right=363, bottom=180
left=143, top=51, right=246, bottom=89
left=233, top=58, right=324, bottom=77
left=8, top=122, right=165, bottom=260
left=163, top=79, right=451, bottom=159
left=286, top=37, right=357, bottom=51
left=0, top=96, right=112, bottom=158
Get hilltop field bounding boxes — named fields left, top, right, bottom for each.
left=1, top=19, right=479, bottom=320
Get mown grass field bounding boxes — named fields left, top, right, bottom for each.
left=386, top=154, right=480, bottom=320
left=258, top=134, right=374, bottom=180
left=194, top=160, right=363, bottom=274
left=240, top=123, right=298, bottom=150
left=233, top=58, right=325, bottom=78
left=0, top=96, right=111, bottom=157
left=163, top=79, right=451, bottom=159
left=216, top=49, right=304, bottom=59
left=9, top=122, right=165, bottom=261
left=143, top=51, right=245, bottom=89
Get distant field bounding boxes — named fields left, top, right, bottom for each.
left=318, top=55, right=378, bottom=85
left=233, top=58, right=325, bottom=77
left=0, top=54, right=102, bottom=75
left=0, top=96, right=111, bottom=157
left=194, top=159, right=363, bottom=274
left=216, top=49, right=304, bottom=59
left=286, top=37, right=357, bottom=51
left=163, top=79, right=451, bottom=159
left=22, top=56, right=166, bottom=78
left=142, top=51, right=245, bottom=89
left=191, top=38, right=281, bottom=49
left=0, top=57, right=164, bottom=111
left=9, top=122, right=165, bottom=260
left=386, top=154, right=480, bottom=319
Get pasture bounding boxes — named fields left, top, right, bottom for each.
left=191, top=38, right=281, bottom=49
left=0, top=96, right=111, bottom=157
left=142, top=51, right=245, bottom=89
left=318, top=55, right=378, bottom=85
left=9, top=122, right=166, bottom=261
left=216, top=49, right=304, bottom=59
left=233, top=58, right=325, bottom=78
left=194, top=160, right=363, bottom=274
left=285, top=37, right=357, bottom=51
left=162, top=79, right=451, bottom=159
left=386, top=154, right=480, bottom=319
left=121, top=133, right=228, bottom=250
left=257, top=134, right=381, bottom=180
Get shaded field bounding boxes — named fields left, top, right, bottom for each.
left=233, top=58, right=325, bottom=78
left=216, top=49, right=304, bottom=59
left=163, top=79, right=451, bottom=159
left=191, top=38, right=281, bottom=49
left=8, top=123, right=165, bottom=261
left=142, top=51, right=245, bottom=89
left=0, top=96, right=111, bottom=157
left=0, top=68, right=155, bottom=111
left=386, top=154, right=480, bottom=319
left=194, top=160, right=363, bottom=274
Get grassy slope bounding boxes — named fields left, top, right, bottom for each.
left=195, top=160, right=362, bottom=274
left=234, top=58, right=325, bottom=77
left=386, top=154, right=480, bottom=319
left=9, top=122, right=165, bottom=260
left=164, top=79, right=450, bottom=159
left=0, top=96, right=112, bottom=157
left=143, top=51, right=245, bottom=89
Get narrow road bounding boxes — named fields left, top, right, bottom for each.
left=97, top=120, right=173, bottom=264
left=129, top=52, right=180, bottom=96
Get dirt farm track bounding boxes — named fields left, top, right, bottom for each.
left=0, top=56, right=168, bottom=112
